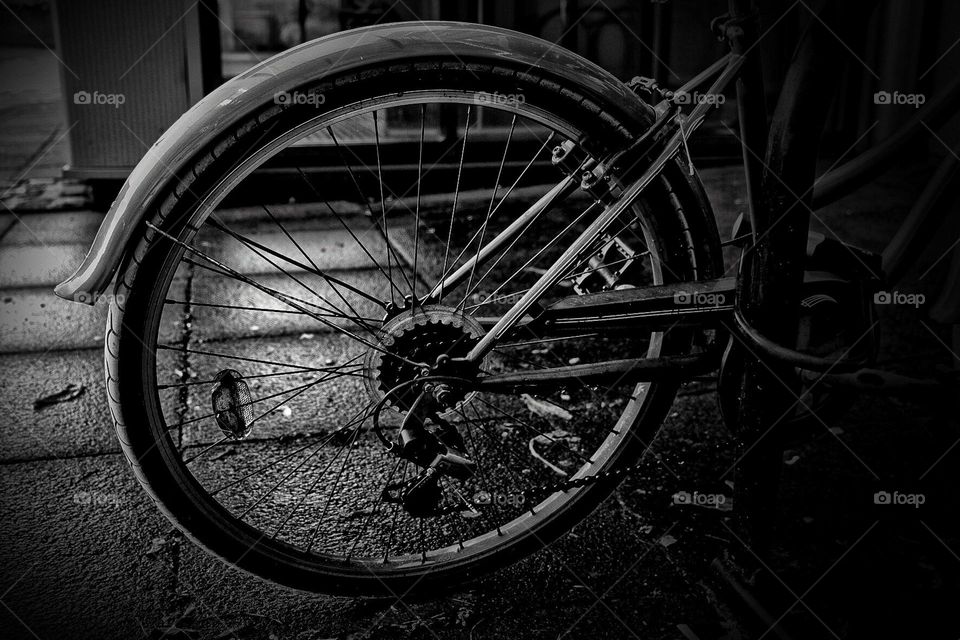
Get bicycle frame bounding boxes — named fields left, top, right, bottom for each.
left=460, top=0, right=960, bottom=392
left=464, top=52, right=745, bottom=362
left=418, top=16, right=790, bottom=388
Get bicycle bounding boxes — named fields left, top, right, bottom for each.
left=55, top=0, right=959, bottom=596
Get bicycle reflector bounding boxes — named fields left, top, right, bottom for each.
left=211, top=369, right=254, bottom=438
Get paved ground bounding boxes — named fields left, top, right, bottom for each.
left=1, top=165, right=958, bottom=640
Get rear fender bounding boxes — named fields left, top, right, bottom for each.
left=54, top=21, right=651, bottom=304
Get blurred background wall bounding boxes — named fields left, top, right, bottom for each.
left=1, top=0, right=957, bottom=183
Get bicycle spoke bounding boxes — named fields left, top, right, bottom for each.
left=173, top=376, right=322, bottom=435
left=157, top=343, right=340, bottom=372
left=147, top=221, right=422, bottom=367
left=166, top=298, right=379, bottom=324
left=209, top=399, right=377, bottom=499
left=157, top=363, right=364, bottom=390
left=168, top=355, right=364, bottom=432
left=345, top=456, right=403, bottom=560
left=439, top=105, right=472, bottom=299
left=258, top=203, right=384, bottom=329
left=210, top=438, right=323, bottom=498
left=454, top=405, right=504, bottom=535
left=182, top=257, right=372, bottom=328
left=327, top=123, right=418, bottom=300
left=237, top=391, right=371, bottom=515
left=430, top=132, right=557, bottom=296
left=375, top=112, right=394, bottom=304
left=167, top=298, right=300, bottom=314
left=462, top=114, right=517, bottom=308
left=382, top=459, right=412, bottom=562
left=464, top=201, right=601, bottom=309
left=183, top=435, right=231, bottom=465
left=464, top=402, right=533, bottom=520
left=207, top=215, right=384, bottom=331
left=236, top=433, right=331, bottom=520
left=305, top=410, right=369, bottom=553
left=293, top=166, right=409, bottom=302
left=438, top=477, right=467, bottom=550
left=413, top=103, right=426, bottom=303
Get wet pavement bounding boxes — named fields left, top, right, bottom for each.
left=1, top=165, right=958, bottom=640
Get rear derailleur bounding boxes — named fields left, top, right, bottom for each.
left=376, top=379, right=477, bottom=517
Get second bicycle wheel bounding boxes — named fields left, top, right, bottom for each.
left=107, top=55, right=721, bottom=595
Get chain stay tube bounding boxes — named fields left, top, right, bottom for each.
left=477, top=352, right=720, bottom=393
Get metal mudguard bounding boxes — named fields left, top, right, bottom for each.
left=55, top=21, right=650, bottom=304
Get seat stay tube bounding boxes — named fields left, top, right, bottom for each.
left=461, top=55, right=744, bottom=364
left=435, top=53, right=743, bottom=320
left=426, top=172, right=581, bottom=300
left=465, top=131, right=685, bottom=362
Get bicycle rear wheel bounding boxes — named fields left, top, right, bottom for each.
left=108, top=55, right=722, bottom=595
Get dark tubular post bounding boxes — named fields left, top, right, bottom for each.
left=728, top=0, right=879, bottom=554
left=724, top=0, right=779, bottom=557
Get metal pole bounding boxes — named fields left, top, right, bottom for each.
left=723, top=0, right=782, bottom=556
left=725, top=0, right=880, bottom=554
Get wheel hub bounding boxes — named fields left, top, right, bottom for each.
left=364, top=305, right=484, bottom=411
